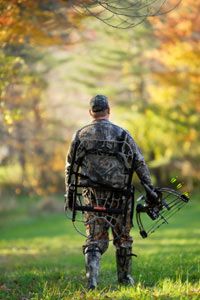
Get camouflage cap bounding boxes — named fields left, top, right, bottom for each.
left=90, top=95, right=109, bottom=112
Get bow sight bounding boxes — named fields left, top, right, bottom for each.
left=136, top=183, right=189, bottom=238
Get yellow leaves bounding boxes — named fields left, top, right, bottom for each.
left=0, top=1, right=50, bottom=45
left=185, top=129, right=198, bottom=143
left=188, top=114, right=199, bottom=125
left=146, top=1, right=199, bottom=174
left=176, top=19, right=192, bottom=36
left=148, top=85, right=177, bottom=108
left=0, top=0, right=82, bottom=47
left=50, top=147, right=65, bottom=172
left=159, top=41, right=200, bottom=72
left=2, top=108, right=22, bottom=126
left=3, top=110, right=13, bottom=126
left=183, top=141, right=191, bottom=152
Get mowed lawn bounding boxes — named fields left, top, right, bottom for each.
left=0, top=193, right=199, bottom=300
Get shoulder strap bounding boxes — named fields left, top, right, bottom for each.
left=67, top=130, right=81, bottom=185
left=118, top=130, right=127, bottom=152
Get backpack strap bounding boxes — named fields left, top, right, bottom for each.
left=67, top=130, right=81, bottom=185
left=118, top=130, right=127, bottom=151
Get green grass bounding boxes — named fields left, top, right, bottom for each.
left=0, top=194, right=199, bottom=300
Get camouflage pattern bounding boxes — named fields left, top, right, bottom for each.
left=65, top=119, right=152, bottom=191
left=82, top=188, right=133, bottom=254
left=82, top=188, right=134, bottom=285
left=116, top=247, right=134, bottom=285
left=90, top=94, right=109, bottom=112
left=84, top=245, right=101, bottom=289
left=65, top=119, right=152, bottom=286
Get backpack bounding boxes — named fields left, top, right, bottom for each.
left=70, top=131, right=135, bottom=191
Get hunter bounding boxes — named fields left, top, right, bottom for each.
left=65, top=95, right=154, bottom=289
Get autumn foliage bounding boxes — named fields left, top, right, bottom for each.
left=0, top=0, right=199, bottom=195
left=148, top=0, right=200, bottom=183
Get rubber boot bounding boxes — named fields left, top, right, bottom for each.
left=116, top=247, right=134, bottom=285
left=84, top=246, right=101, bottom=290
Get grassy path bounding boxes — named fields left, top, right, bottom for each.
left=0, top=195, right=199, bottom=299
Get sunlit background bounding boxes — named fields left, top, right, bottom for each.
left=0, top=1, right=199, bottom=299
left=0, top=0, right=199, bottom=196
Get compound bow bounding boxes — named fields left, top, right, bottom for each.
left=136, top=183, right=190, bottom=238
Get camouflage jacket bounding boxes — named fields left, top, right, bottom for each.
left=65, top=119, right=152, bottom=192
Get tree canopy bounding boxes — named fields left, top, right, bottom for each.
left=0, top=0, right=199, bottom=195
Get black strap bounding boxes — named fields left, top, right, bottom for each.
left=118, top=130, right=127, bottom=152
left=67, top=130, right=80, bottom=185
left=130, top=186, right=135, bottom=227
left=129, top=253, right=137, bottom=257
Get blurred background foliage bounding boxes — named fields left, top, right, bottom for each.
left=0, top=0, right=199, bottom=198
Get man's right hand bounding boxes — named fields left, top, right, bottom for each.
left=142, top=183, right=160, bottom=206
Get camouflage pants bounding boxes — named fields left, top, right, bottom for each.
left=82, top=188, right=133, bottom=254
